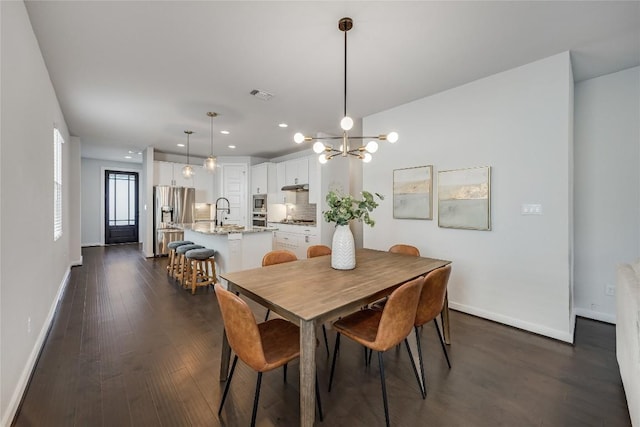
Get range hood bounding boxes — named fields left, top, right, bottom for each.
left=281, top=183, right=309, bottom=192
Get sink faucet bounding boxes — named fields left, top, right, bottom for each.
left=215, top=197, right=231, bottom=226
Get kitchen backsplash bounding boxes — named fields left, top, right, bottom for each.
left=287, top=192, right=317, bottom=221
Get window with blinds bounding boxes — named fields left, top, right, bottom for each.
left=54, top=128, right=64, bottom=241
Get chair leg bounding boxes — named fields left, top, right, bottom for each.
left=415, top=326, right=427, bottom=399
left=250, top=372, right=263, bottom=427
left=328, top=333, right=341, bottom=392
left=264, top=309, right=270, bottom=321
left=218, top=355, right=238, bottom=415
left=434, top=319, right=451, bottom=369
left=404, top=338, right=425, bottom=399
left=283, top=363, right=287, bottom=383
left=322, top=324, right=329, bottom=357
left=315, top=371, right=324, bottom=421
left=377, top=352, right=391, bottom=427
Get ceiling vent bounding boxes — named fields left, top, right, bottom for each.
left=250, top=89, right=274, bottom=101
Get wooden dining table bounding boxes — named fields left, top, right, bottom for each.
left=220, top=248, right=452, bottom=427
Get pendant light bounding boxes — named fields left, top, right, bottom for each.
left=203, top=112, right=217, bottom=172
left=182, top=130, right=194, bottom=179
left=294, top=17, right=398, bottom=164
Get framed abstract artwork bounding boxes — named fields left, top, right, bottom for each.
left=438, top=166, right=491, bottom=230
left=393, top=165, right=433, bottom=220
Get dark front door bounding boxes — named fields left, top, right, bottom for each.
left=105, top=170, right=139, bottom=244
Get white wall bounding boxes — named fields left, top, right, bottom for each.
left=363, top=52, right=575, bottom=342
left=0, top=2, right=80, bottom=424
left=574, top=66, right=640, bottom=323
left=80, top=158, right=142, bottom=246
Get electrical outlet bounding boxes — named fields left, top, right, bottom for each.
left=27, top=317, right=31, bottom=334
left=605, top=284, right=615, bottom=296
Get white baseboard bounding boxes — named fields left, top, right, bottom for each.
left=573, top=307, right=616, bottom=324
left=449, top=301, right=574, bottom=343
left=71, top=255, right=83, bottom=267
left=81, top=242, right=102, bottom=247
left=1, top=267, right=71, bottom=427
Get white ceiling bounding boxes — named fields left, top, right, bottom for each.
left=25, top=1, right=640, bottom=164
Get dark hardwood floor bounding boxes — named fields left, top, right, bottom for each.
left=13, top=244, right=630, bottom=426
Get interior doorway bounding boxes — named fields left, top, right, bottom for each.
left=104, top=170, right=139, bottom=244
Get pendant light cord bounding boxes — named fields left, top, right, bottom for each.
left=210, top=115, right=214, bottom=155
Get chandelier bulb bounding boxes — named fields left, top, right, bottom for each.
left=365, top=140, right=379, bottom=153
left=294, top=133, right=305, bottom=144
left=362, top=153, right=373, bottom=163
left=340, top=116, right=354, bottom=131
left=312, top=141, right=326, bottom=154
left=387, top=131, right=399, bottom=143
left=318, top=154, right=328, bottom=164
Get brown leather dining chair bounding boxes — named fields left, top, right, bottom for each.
left=328, top=276, right=424, bottom=427
left=388, top=243, right=420, bottom=257
left=262, top=250, right=297, bottom=321
left=413, top=264, right=452, bottom=398
left=215, top=283, right=323, bottom=426
left=307, top=244, right=332, bottom=258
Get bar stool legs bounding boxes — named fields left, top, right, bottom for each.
left=184, top=248, right=217, bottom=295
left=188, top=256, right=217, bottom=294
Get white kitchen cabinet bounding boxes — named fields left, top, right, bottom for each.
left=272, top=224, right=318, bottom=259
left=276, top=162, right=296, bottom=204
left=153, top=161, right=175, bottom=186
left=250, top=162, right=276, bottom=195
left=154, top=161, right=216, bottom=202
left=192, top=167, right=215, bottom=202
left=285, top=157, right=309, bottom=186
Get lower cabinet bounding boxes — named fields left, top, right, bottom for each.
left=272, top=227, right=318, bottom=259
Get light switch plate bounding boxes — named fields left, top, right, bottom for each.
left=521, top=204, right=543, bottom=215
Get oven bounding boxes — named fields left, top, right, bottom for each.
left=252, top=212, right=267, bottom=227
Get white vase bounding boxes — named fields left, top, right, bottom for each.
left=331, top=224, right=356, bottom=270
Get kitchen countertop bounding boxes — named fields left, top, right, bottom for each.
left=270, top=220, right=317, bottom=227
left=174, top=223, right=278, bottom=235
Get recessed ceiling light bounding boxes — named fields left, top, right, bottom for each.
left=279, top=123, right=288, bottom=128
left=228, top=145, right=236, bottom=149
left=177, top=143, right=185, bottom=147
left=124, top=155, right=132, bottom=159
left=220, top=130, right=230, bottom=135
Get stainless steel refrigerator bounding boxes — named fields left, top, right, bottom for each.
left=153, top=186, right=195, bottom=256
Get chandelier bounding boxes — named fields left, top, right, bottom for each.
left=203, top=112, right=217, bottom=172
left=182, top=130, right=194, bottom=178
left=294, top=17, right=398, bottom=164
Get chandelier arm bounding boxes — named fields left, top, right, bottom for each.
left=304, top=136, right=344, bottom=141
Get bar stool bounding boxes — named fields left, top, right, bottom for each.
left=166, top=240, right=193, bottom=278
left=185, top=248, right=217, bottom=295
left=174, top=244, right=204, bottom=286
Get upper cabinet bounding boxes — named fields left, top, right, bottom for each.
left=154, top=161, right=193, bottom=187
left=192, top=168, right=215, bottom=203
left=250, top=162, right=276, bottom=195
left=153, top=161, right=214, bottom=203
left=276, top=162, right=294, bottom=204
left=284, top=157, right=309, bottom=186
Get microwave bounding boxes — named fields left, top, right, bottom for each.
left=253, top=194, right=267, bottom=211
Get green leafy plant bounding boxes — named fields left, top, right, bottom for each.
left=323, top=190, right=384, bottom=227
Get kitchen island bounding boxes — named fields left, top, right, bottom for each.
left=176, top=223, right=276, bottom=284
